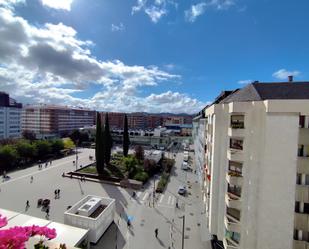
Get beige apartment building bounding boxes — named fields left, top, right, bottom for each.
left=197, top=78, right=309, bottom=249
left=22, top=105, right=96, bottom=138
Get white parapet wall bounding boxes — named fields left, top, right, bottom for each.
left=64, top=195, right=116, bottom=244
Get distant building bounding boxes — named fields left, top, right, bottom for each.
left=22, top=105, right=96, bottom=138
left=102, top=112, right=192, bottom=130
left=0, top=92, right=22, bottom=140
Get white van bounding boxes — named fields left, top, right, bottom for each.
left=181, top=161, right=188, bottom=170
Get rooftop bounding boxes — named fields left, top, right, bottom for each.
left=220, top=81, right=309, bottom=103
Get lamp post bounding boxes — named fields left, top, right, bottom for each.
left=153, top=178, right=155, bottom=207
left=75, top=139, right=79, bottom=171
left=179, top=215, right=185, bottom=249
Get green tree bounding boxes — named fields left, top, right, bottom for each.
left=95, top=113, right=104, bottom=174
left=123, top=114, right=130, bottom=157
left=16, top=140, right=36, bottom=163
left=34, top=140, right=51, bottom=159
left=103, top=113, right=113, bottom=165
left=62, top=138, right=75, bottom=150
left=51, top=139, right=64, bottom=154
left=122, top=155, right=138, bottom=178
left=0, top=145, right=19, bottom=171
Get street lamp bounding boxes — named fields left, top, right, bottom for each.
left=153, top=178, right=155, bottom=207
left=179, top=215, right=185, bottom=249
left=75, top=139, right=79, bottom=171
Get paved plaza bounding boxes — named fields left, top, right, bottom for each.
left=0, top=148, right=211, bottom=249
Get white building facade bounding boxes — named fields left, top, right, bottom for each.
left=0, top=92, right=22, bottom=140
left=198, top=80, right=309, bottom=249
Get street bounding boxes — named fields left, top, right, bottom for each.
left=0, top=148, right=211, bottom=249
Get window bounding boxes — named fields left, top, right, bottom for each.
left=230, top=115, right=245, bottom=129
left=300, top=115, right=305, bottom=128
left=230, top=138, right=243, bottom=150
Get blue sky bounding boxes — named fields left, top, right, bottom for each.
left=0, top=0, right=308, bottom=113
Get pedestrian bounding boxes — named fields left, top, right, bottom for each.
left=30, top=176, right=33, bottom=183
left=57, top=189, right=60, bottom=197
left=26, top=200, right=29, bottom=208
left=45, top=162, right=48, bottom=168
left=155, top=228, right=158, bottom=238
left=54, top=190, right=57, bottom=199
left=46, top=208, right=49, bottom=218
left=50, top=161, right=52, bottom=165
left=127, top=219, right=131, bottom=227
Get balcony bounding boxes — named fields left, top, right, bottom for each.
left=226, top=172, right=243, bottom=186
left=299, top=129, right=309, bottom=145
left=294, top=212, right=309, bottom=231
left=225, top=192, right=241, bottom=210
left=224, top=237, right=240, bottom=249
left=295, top=185, right=309, bottom=203
left=294, top=240, right=309, bottom=249
left=227, top=149, right=244, bottom=162
left=224, top=214, right=241, bottom=233
left=297, top=157, right=309, bottom=174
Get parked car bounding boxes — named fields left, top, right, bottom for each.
left=181, top=162, right=188, bottom=170
left=178, top=186, right=187, bottom=195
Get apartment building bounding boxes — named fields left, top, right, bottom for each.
left=197, top=78, right=309, bottom=249
left=192, top=112, right=206, bottom=187
left=0, top=92, right=22, bottom=140
left=22, top=105, right=96, bottom=138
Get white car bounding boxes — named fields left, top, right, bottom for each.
left=178, top=186, right=187, bottom=195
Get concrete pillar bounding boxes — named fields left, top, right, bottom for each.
left=301, top=174, right=306, bottom=185
left=305, top=116, right=309, bottom=128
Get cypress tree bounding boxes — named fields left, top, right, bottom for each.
left=123, top=114, right=130, bottom=157
left=95, top=113, right=104, bottom=174
left=103, top=113, right=113, bottom=165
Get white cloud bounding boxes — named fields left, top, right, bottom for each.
left=185, top=0, right=235, bottom=22
left=111, top=23, right=125, bottom=32
left=132, top=0, right=176, bottom=23
left=40, top=0, right=73, bottom=11
left=0, top=5, right=204, bottom=113
left=185, top=2, right=207, bottom=23
left=238, top=79, right=252, bottom=84
left=145, top=91, right=205, bottom=113
left=145, top=6, right=167, bottom=23
left=0, top=0, right=25, bottom=9
left=272, top=69, right=300, bottom=80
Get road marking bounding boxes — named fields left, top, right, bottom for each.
left=167, top=195, right=172, bottom=205
left=142, top=192, right=149, bottom=201
left=157, top=204, right=174, bottom=209
left=171, top=196, right=175, bottom=206
left=159, top=194, right=164, bottom=203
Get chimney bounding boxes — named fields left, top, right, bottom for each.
left=288, top=75, right=293, bottom=82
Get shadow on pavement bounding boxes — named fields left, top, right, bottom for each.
left=157, top=237, right=166, bottom=247
left=90, top=222, right=126, bottom=249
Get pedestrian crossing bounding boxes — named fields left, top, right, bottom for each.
left=133, top=191, right=177, bottom=208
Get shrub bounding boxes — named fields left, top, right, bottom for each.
left=133, top=171, right=149, bottom=183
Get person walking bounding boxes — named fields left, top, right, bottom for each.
left=46, top=208, right=49, bottom=218
left=155, top=228, right=158, bottom=238
left=26, top=200, right=29, bottom=207
left=30, top=176, right=33, bottom=183
left=54, top=190, right=57, bottom=199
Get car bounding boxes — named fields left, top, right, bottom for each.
left=181, top=162, right=188, bottom=170
left=178, top=186, right=187, bottom=195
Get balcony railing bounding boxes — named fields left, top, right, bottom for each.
left=230, top=122, right=245, bottom=129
